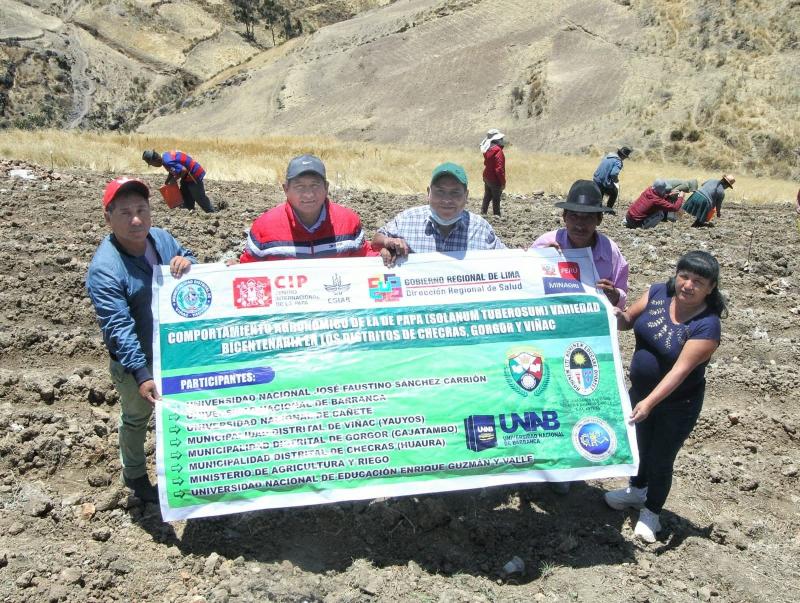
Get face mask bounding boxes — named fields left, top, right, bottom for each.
left=429, top=208, right=462, bottom=226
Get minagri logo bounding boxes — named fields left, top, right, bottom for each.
left=464, top=415, right=497, bottom=452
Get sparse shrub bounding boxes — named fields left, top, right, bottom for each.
left=670, top=129, right=684, bottom=141
left=686, top=130, right=701, bottom=142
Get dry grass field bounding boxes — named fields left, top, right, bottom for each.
left=0, top=129, right=796, bottom=205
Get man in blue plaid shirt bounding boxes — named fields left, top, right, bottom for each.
left=372, top=162, right=505, bottom=266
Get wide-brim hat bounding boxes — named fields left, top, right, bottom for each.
left=721, top=173, right=735, bottom=187
left=554, top=180, right=612, bottom=213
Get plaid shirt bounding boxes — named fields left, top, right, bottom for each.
left=378, top=205, right=505, bottom=253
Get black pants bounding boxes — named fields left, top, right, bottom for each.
left=482, top=181, right=502, bottom=216
left=629, top=387, right=703, bottom=514
left=598, top=183, right=618, bottom=209
left=180, top=179, right=216, bottom=213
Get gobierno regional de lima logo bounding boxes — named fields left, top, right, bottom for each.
left=171, top=279, right=212, bottom=318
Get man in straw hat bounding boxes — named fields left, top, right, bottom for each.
left=529, top=179, right=629, bottom=494
left=681, top=174, right=735, bottom=227
left=86, top=177, right=196, bottom=503
left=480, top=128, right=507, bottom=217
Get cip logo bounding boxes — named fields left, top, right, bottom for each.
left=563, top=342, right=599, bottom=395
left=572, top=417, right=617, bottom=462
left=274, top=275, right=308, bottom=289
left=368, top=274, right=403, bottom=302
left=171, top=279, right=212, bottom=318
left=464, top=415, right=497, bottom=452
left=504, top=347, right=548, bottom=396
left=233, top=277, right=272, bottom=309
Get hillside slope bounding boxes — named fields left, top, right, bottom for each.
left=138, top=0, right=800, bottom=178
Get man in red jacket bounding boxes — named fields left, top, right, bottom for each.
left=239, top=154, right=375, bottom=262
left=624, top=180, right=684, bottom=229
left=480, top=129, right=506, bottom=217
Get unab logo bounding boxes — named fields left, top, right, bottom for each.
left=171, top=279, right=212, bottom=318
left=572, top=417, right=617, bottom=462
left=563, top=342, right=599, bottom=395
left=464, top=415, right=497, bottom=452
left=504, top=347, right=548, bottom=397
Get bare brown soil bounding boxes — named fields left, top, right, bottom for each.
left=0, top=160, right=799, bottom=602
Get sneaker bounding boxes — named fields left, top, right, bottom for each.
left=604, top=486, right=647, bottom=510
left=123, top=475, right=159, bottom=503
left=634, top=508, right=662, bottom=543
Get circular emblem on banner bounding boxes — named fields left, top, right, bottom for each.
left=504, top=347, right=548, bottom=397
left=563, top=342, right=599, bottom=396
left=572, top=417, right=617, bottom=462
left=171, top=279, right=212, bottom=318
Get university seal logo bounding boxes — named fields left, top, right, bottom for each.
left=171, top=279, right=212, bottom=318
left=504, top=348, right=548, bottom=397
left=563, top=342, right=599, bottom=396
left=572, top=417, right=617, bottom=462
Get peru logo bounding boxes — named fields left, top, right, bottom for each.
left=558, top=262, right=580, bottom=280
left=233, top=277, right=272, bottom=309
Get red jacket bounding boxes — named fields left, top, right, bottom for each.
left=240, top=200, right=376, bottom=262
left=626, top=187, right=683, bottom=223
left=482, top=145, right=506, bottom=187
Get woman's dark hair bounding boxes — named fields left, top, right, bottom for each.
left=666, top=250, right=728, bottom=317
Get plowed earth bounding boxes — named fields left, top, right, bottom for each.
left=1, top=160, right=798, bottom=602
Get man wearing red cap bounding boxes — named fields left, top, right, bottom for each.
left=86, top=177, right=196, bottom=503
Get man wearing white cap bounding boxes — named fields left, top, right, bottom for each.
left=86, top=177, right=196, bottom=502
left=480, top=129, right=507, bottom=217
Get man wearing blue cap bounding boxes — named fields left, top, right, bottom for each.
left=239, top=154, right=375, bottom=262
left=372, top=162, right=505, bottom=266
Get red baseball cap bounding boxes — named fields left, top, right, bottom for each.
left=102, top=177, right=150, bottom=209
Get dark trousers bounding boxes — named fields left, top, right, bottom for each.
left=180, top=179, right=216, bottom=213
left=481, top=181, right=502, bottom=216
left=598, top=183, right=618, bottom=208
left=629, top=388, right=703, bottom=514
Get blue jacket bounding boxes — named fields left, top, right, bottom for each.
left=86, top=227, right=196, bottom=384
left=593, top=153, right=623, bottom=188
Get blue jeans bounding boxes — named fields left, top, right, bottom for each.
left=629, top=387, right=703, bottom=514
left=109, top=360, right=153, bottom=480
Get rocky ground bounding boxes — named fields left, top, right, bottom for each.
left=0, top=158, right=798, bottom=602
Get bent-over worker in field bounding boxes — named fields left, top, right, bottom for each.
left=681, top=174, right=735, bottom=227
left=372, top=162, right=506, bottom=267
left=142, top=149, right=217, bottom=213
left=86, top=177, right=196, bottom=503
left=624, top=179, right=686, bottom=229
left=238, top=154, right=375, bottom=262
